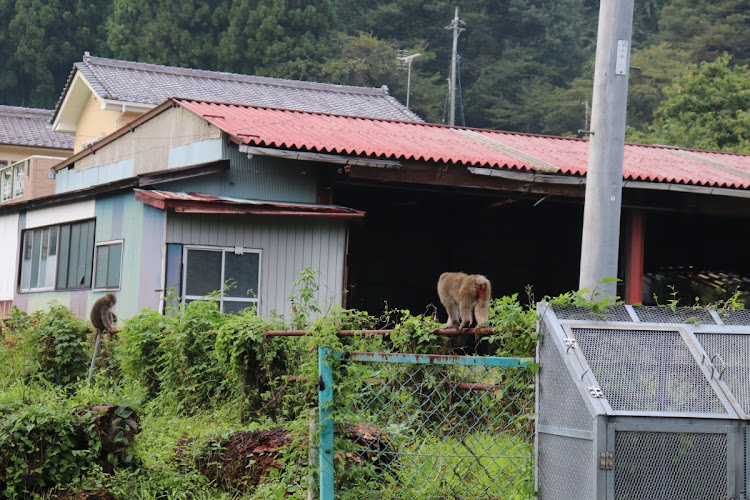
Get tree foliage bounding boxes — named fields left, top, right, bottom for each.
left=106, top=0, right=231, bottom=70
left=634, top=54, right=750, bottom=152
left=0, top=0, right=109, bottom=107
left=0, top=0, right=748, bottom=146
left=218, top=0, right=337, bottom=80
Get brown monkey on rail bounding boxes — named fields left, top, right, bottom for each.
left=437, top=272, right=492, bottom=354
left=437, top=272, right=492, bottom=330
left=90, top=293, right=118, bottom=333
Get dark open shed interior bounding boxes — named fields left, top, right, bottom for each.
left=333, top=176, right=750, bottom=316
left=333, top=183, right=584, bottom=319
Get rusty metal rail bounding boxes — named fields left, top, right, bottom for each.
left=263, top=327, right=495, bottom=337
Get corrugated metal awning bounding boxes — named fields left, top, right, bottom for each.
left=173, top=98, right=750, bottom=191
left=134, top=189, right=365, bottom=220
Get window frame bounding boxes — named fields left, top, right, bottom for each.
left=92, top=239, right=124, bottom=291
left=18, top=218, right=96, bottom=293
left=0, top=160, right=26, bottom=203
left=0, top=165, right=12, bottom=202
left=12, top=161, right=24, bottom=198
left=181, top=245, right=262, bottom=314
left=18, top=226, right=58, bottom=292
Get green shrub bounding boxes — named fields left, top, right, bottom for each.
left=159, top=296, right=232, bottom=414
left=116, top=309, right=171, bottom=398
left=2, top=305, right=89, bottom=387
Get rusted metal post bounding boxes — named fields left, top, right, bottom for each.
left=87, top=331, right=102, bottom=384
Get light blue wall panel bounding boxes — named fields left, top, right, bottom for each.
left=24, top=290, right=90, bottom=319
left=137, top=203, right=166, bottom=312
left=93, top=195, right=125, bottom=241
left=168, top=139, right=224, bottom=168
left=89, top=193, right=165, bottom=320
left=166, top=212, right=347, bottom=320
left=55, top=168, right=84, bottom=193
left=56, top=159, right=135, bottom=194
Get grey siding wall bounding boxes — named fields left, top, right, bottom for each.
left=166, top=213, right=347, bottom=319
left=157, top=141, right=318, bottom=203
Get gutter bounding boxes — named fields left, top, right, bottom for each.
left=469, top=166, right=750, bottom=199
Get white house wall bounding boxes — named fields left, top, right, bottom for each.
left=0, top=213, right=19, bottom=301
left=25, top=199, right=95, bottom=228
left=167, top=213, right=347, bottom=320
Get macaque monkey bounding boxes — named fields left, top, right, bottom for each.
left=437, top=272, right=492, bottom=331
left=90, top=293, right=118, bottom=333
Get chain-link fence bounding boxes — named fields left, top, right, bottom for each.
left=318, top=350, right=536, bottom=499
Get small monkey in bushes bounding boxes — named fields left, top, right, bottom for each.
left=90, top=293, right=118, bottom=333
left=437, top=272, right=492, bottom=331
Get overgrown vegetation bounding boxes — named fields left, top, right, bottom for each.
left=14, top=269, right=742, bottom=497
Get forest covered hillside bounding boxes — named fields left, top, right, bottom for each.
left=0, top=0, right=748, bottom=151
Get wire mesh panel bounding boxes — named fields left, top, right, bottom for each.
left=614, top=431, right=728, bottom=500
left=719, top=309, right=750, bottom=326
left=696, top=333, right=750, bottom=415
left=633, top=306, right=716, bottom=325
left=572, top=328, right=728, bottom=414
left=537, top=433, right=595, bottom=500
left=551, top=304, right=633, bottom=322
left=538, top=324, right=593, bottom=431
left=328, top=353, right=535, bottom=499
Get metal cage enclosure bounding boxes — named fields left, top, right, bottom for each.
left=536, top=303, right=750, bottom=500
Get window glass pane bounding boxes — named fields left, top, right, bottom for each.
left=48, top=227, right=57, bottom=256
left=82, top=221, right=94, bottom=287
left=57, top=225, right=70, bottom=288
left=37, top=228, right=48, bottom=286
left=95, top=245, right=109, bottom=289
left=223, top=300, right=256, bottom=315
left=224, top=252, right=260, bottom=298
left=56, top=220, right=95, bottom=290
left=43, top=228, right=57, bottom=288
left=106, top=243, right=122, bottom=288
left=20, top=231, right=32, bottom=290
left=75, top=222, right=88, bottom=287
left=67, top=223, right=81, bottom=287
left=0, top=168, right=11, bottom=202
left=30, top=229, right=41, bottom=289
left=13, top=162, right=24, bottom=197
left=185, top=249, right=222, bottom=296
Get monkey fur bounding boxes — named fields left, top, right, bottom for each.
left=437, top=272, right=492, bottom=331
left=90, top=293, right=118, bottom=333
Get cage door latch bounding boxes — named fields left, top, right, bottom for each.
left=588, top=386, right=605, bottom=398
left=600, top=451, right=613, bottom=470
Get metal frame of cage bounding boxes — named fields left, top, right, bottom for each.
left=536, top=303, right=750, bottom=500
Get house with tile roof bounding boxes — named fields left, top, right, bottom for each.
left=4, top=96, right=750, bottom=324
left=51, top=52, right=422, bottom=154
left=0, top=105, right=73, bottom=315
left=0, top=105, right=73, bottom=203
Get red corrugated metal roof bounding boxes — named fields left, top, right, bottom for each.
left=173, top=98, right=750, bottom=190
left=134, top=189, right=365, bottom=219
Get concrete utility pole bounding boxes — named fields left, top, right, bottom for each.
left=444, top=7, right=465, bottom=126
left=579, top=0, right=635, bottom=299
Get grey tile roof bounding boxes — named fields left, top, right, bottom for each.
left=54, top=53, right=423, bottom=123
left=0, top=105, right=73, bottom=150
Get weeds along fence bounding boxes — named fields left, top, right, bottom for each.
left=265, top=329, right=536, bottom=500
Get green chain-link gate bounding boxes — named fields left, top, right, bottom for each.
left=319, top=349, right=536, bottom=499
